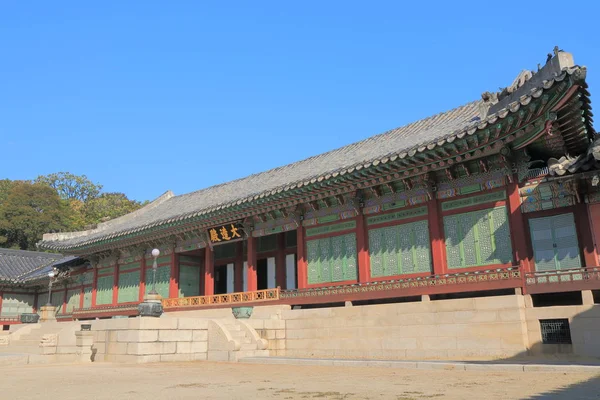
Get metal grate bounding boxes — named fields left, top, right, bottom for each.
left=540, top=319, right=572, bottom=344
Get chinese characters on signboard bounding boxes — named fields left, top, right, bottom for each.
left=207, top=222, right=245, bottom=244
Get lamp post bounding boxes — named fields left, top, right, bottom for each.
left=46, top=270, right=56, bottom=306
left=149, top=248, right=160, bottom=295
left=137, top=248, right=163, bottom=317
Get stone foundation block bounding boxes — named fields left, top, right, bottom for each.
left=177, top=342, right=192, bottom=354
left=207, top=350, right=230, bottom=361
left=107, top=342, right=128, bottom=355
left=160, top=353, right=192, bottom=362
left=127, top=341, right=176, bottom=355
left=158, top=329, right=192, bottom=342
left=264, top=320, right=285, bottom=330
left=178, top=318, right=209, bottom=330
left=192, top=330, right=208, bottom=341
left=191, top=341, right=208, bottom=353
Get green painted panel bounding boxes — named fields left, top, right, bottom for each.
left=66, top=289, right=81, bottom=313
left=444, top=206, right=513, bottom=269
left=145, top=265, right=170, bottom=299
left=97, top=267, right=114, bottom=275
left=306, top=221, right=356, bottom=237
left=83, top=287, right=92, bottom=308
left=81, top=271, right=94, bottom=285
left=530, top=213, right=581, bottom=271
left=179, top=255, right=202, bottom=264
left=120, top=262, right=141, bottom=271
left=96, top=275, right=114, bottom=305
left=442, top=191, right=506, bottom=211
left=366, top=206, right=427, bottom=226
left=51, top=291, right=64, bottom=313
left=459, top=184, right=482, bottom=195
left=118, top=271, right=140, bottom=303
left=146, top=256, right=171, bottom=265
left=1, top=293, right=34, bottom=316
left=319, top=214, right=340, bottom=224
left=179, top=264, right=200, bottom=297
left=368, top=219, right=432, bottom=277
left=306, top=233, right=358, bottom=284
left=381, top=200, right=407, bottom=211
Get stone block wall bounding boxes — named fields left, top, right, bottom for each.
left=92, top=317, right=209, bottom=363
left=247, top=305, right=288, bottom=356
left=278, top=295, right=529, bottom=360
left=524, top=295, right=600, bottom=358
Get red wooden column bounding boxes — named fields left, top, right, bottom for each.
left=247, top=235, right=258, bottom=291
left=507, top=179, right=531, bottom=272
left=356, top=214, right=370, bottom=283
left=297, top=226, right=308, bottom=289
left=112, top=262, right=119, bottom=305
left=79, top=284, right=84, bottom=309
left=91, top=266, right=98, bottom=307
left=574, top=202, right=597, bottom=268
left=139, top=257, right=147, bottom=301
left=62, top=287, right=68, bottom=314
left=0, top=292, right=3, bottom=315
left=428, top=197, right=447, bottom=275
left=32, top=292, right=38, bottom=313
left=169, top=252, right=180, bottom=298
left=204, top=246, right=215, bottom=296
left=276, top=233, right=287, bottom=289
left=234, top=241, right=244, bottom=292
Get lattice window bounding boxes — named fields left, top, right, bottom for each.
left=96, top=276, right=114, bottom=305
left=145, top=265, right=170, bottom=299
left=66, top=289, right=81, bottom=312
left=369, top=219, right=432, bottom=277
left=540, top=319, right=572, bottom=344
left=118, top=271, right=140, bottom=303
left=444, top=206, right=513, bottom=269
left=1, top=293, right=34, bottom=316
left=529, top=213, right=581, bottom=272
left=306, top=233, right=358, bottom=284
left=179, top=264, right=200, bottom=297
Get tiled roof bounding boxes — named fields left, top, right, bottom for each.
left=39, top=52, right=591, bottom=251
left=0, top=248, right=62, bottom=283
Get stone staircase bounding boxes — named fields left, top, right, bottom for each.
left=208, top=319, right=269, bottom=362
left=0, top=322, right=80, bottom=362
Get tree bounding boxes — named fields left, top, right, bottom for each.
left=35, top=172, right=102, bottom=203
left=0, top=182, right=73, bottom=250
left=83, top=192, right=146, bottom=224
left=0, top=179, right=15, bottom=205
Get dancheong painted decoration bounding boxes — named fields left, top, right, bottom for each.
left=1, top=48, right=599, bottom=321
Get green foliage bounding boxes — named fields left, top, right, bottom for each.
left=35, top=172, right=103, bottom=202
left=84, top=192, right=145, bottom=223
left=0, top=182, right=73, bottom=250
left=0, top=173, right=147, bottom=250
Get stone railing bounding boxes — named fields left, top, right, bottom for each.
left=0, top=315, right=20, bottom=323
left=162, top=288, right=280, bottom=309
left=280, top=267, right=522, bottom=299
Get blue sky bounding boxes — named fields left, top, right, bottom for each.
left=1, top=1, right=598, bottom=201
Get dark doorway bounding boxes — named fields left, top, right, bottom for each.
left=257, top=259, right=268, bottom=290
left=214, top=264, right=228, bottom=294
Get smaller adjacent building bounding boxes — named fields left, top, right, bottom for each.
left=0, top=248, right=86, bottom=326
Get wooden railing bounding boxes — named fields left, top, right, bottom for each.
left=0, top=315, right=21, bottom=323
left=72, top=303, right=140, bottom=318
left=280, top=267, right=522, bottom=300
left=162, top=288, right=280, bottom=309
left=525, top=267, right=600, bottom=293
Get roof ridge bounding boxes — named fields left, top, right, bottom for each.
left=0, top=248, right=62, bottom=258
left=174, top=100, right=481, bottom=201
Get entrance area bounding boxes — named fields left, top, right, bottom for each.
left=214, top=263, right=234, bottom=294
left=257, top=258, right=276, bottom=290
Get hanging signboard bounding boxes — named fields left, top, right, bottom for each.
left=207, top=222, right=245, bottom=244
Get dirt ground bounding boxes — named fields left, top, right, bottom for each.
left=1, top=361, right=599, bottom=400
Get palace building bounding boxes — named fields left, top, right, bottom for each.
left=2, top=49, right=598, bottom=329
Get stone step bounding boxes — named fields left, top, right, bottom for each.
left=228, top=330, right=245, bottom=338
left=221, top=324, right=241, bottom=332
left=0, top=346, right=42, bottom=355
left=233, top=349, right=269, bottom=361
left=240, top=343, right=258, bottom=351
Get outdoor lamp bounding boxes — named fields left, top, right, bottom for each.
left=149, top=248, right=160, bottom=295
left=46, top=270, right=56, bottom=306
